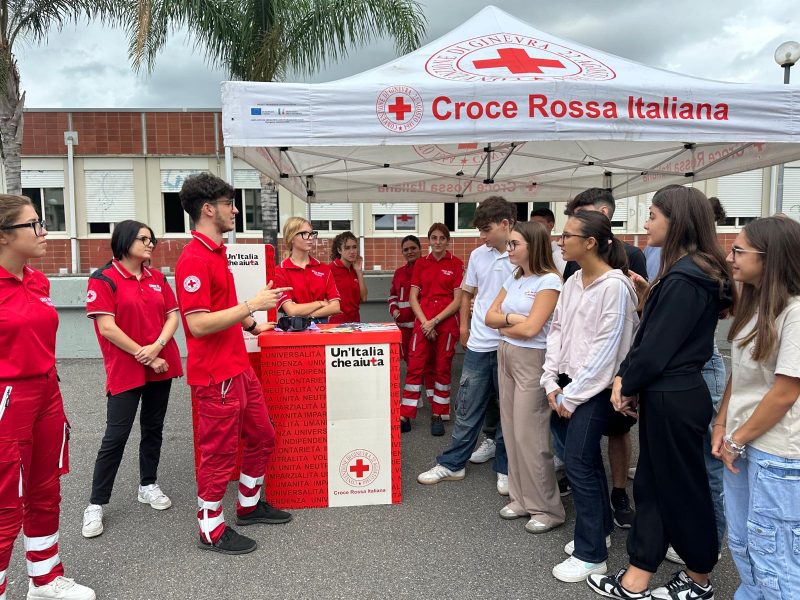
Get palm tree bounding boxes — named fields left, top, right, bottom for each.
left=127, top=0, right=426, bottom=248
left=0, top=1, right=123, bottom=195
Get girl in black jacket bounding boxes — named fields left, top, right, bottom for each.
left=587, top=186, right=733, bottom=600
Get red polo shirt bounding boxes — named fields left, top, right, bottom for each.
left=0, top=265, right=58, bottom=379
left=328, top=259, right=361, bottom=323
left=274, top=256, right=340, bottom=311
left=389, top=261, right=416, bottom=326
left=175, top=231, right=250, bottom=386
left=86, top=260, right=183, bottom=395
left=411, top=251, right=464, bottom=323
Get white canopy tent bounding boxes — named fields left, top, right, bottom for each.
left=221, top=5, right=800, bottom=208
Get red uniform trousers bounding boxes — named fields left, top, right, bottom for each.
left=0, top=368, right=69, bottom=594
left=399, top=324, right=436, bottom=403
left=401, top=316, right=458, bottom=419
left=192, top=366, right=275, bottom=543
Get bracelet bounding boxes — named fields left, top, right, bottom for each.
left=244, top=320, right=258, bottom=333
left=723, top=433, right=746, bottom=457
left=244, top=299, right=255, bottom=317
left=712, top=423, right=725, bottom=429
left=505, top=312, right=511, bottom=326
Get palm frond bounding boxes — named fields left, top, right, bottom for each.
left=8, top=0, right=127, bottom=49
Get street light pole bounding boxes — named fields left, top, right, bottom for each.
left=774, top=41, right=800, bottom=214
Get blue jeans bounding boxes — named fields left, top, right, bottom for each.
left=701, top=348, right=727, bottom=546
left=724, top=446, right=800, bottom=600
left=437, top=349, right=507, bottom=474
left=551, top=391, right=614, bottom=563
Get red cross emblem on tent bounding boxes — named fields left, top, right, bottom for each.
left=473, top=48, right=565, bottom=74
left=376, top=86, right=424, bottom=133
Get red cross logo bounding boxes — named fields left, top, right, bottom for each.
left=473, top=48, right=565, bottom=74
left=396, top=214, right=413, bottom=223
left=387, top=96, right=412, bottom=121
left=350, top=459, right=370, bottom=478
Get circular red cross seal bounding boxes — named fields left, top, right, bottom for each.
left=376, top=86, right=424, bottom=133
left=412, top=142, right=523, bottom=167
left=339, top=449, right=380, bottom=487
left=425, top=33, right=616, bottom=82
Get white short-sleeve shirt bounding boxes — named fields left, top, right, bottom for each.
left=727, top=297, right=800, bottom=458
left=462, top=245, right=514, bottom=352
left=500, top=271, right=562, bottom=349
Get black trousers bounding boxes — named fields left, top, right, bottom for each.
left=627, top=385, right=719, bottom=574
left=90, top=379, right=172, bottom=505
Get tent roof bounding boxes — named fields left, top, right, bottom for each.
left=222, top=5, right=800, bottom=203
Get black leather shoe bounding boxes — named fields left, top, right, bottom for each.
left=236, top=500, right=293, bottom=526
left=197, top=526, right=257, bottom=555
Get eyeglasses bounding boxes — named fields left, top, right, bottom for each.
left=136, top=235, right=157, bottom=247
left=505, top=240, right=527, bottom=250
left=296, top=230, right=319, bottom=240
left=208, top=199, right=235, bottom=208
left=560, top=232, right=588, bottom=241
left=1, top=219, right=47, bottom=237
left=729, top=246, right=765, bottom=259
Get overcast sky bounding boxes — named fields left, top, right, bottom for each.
left=15, top=0, right=799, bottom=108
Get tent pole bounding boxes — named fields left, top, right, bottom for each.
left=358, top=203, right=365, bottom=266
left=224, top=146, right=235, bottom=244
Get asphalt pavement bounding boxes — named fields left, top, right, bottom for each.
left=3, top=353, right=740, bottom=600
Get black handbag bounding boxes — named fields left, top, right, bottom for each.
left=277, top=316, right=313, bottom=332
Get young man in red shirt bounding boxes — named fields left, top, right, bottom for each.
left=176, top=173, right=292, bottom=555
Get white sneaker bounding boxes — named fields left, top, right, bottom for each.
left=417, top=464, right=465, bottom=485
left=565, top=535, right=611, bottom=556
left=496, top=473, right=509, bottom=496
left=81, top=504, right=103, bottom=538
left=525, top=518, right=558, bottom=534
left=552, top=556, right=608, bottom=583
left=499, top=504, right=525, bottom=520
left=27, top=577, right=96, bottom=600
left=469, top=437, right=496, bottom=464
left=553, top=455, right=565, bottom=471
left=138, top=483, right=172, bottom=510
left=665, top=545, right=686, bottom=565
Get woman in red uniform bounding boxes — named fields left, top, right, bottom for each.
left=400, top=223, right=464, bottom=436
left=0, top=195, right=95, bottom=599
left=274, top=217, right=341, bottom=323
left=329, top=231, right=367, bottom=324
left=81, top=220, right=183, bottom=540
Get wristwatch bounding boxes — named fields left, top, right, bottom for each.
left=157, top=338, right=167, bottom=347
left=244, top=320, right=258, bottom=333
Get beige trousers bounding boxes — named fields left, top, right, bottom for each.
left=498, top=341, right=565, bottom=527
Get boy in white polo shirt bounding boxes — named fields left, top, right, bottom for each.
left=417, top=197, right=515, bottom=493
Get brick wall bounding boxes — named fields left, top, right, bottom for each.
left=21, top=111, right=221, bottom=156
left=30, top=233, right=738, bottom=276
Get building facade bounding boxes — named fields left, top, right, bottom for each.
left=12, top=109, right=800, bottom=275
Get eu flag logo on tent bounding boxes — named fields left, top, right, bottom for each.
left=251, top=107, right=262, bottom=116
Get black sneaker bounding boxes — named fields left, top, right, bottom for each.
left=197, top=526, right=257, bottom=555
left=558, top=475, right=572, bottom=497
left=430, top=416, right=445, bottom=436
left=587, top=569, right=651, bottom=599
left=400, top=418, right=411, bottom=433
left=612, top=492, right=635, bottom=529
left=651, top=571, right=714, bottom=600
left=236, top=500, right=293, bottom=526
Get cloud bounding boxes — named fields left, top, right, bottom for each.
left=14, top=0, right=799, bottom=109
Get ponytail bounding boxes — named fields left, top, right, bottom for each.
left=607, top=238, right=629, bottom=275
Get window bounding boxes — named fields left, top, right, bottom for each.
left=85, top=170, right=136, bottom=223
left=22, top=187, right=66, bottom=232
left=373, top=203, right=418, bottom=231
left=89, top=223, right=112, bottom=234
left=717, top=170, right=763, bottom=226
left=309, top=203, right=353, bottom=232
left=610, top=197, right=630, bottom=229
left=163, top=192, right=186, bottom=233
left=784, top=167, right=800, bottom=223
left=444, top=203, right=476, bottom=231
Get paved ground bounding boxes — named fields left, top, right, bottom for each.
left=4, top=349, right=740, bottom=599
